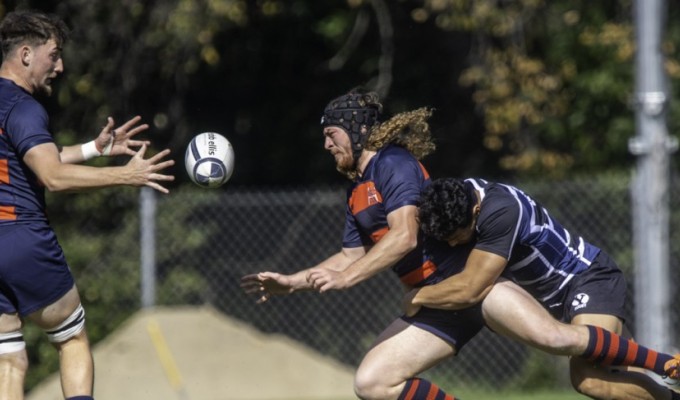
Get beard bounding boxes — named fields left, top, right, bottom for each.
left=35, top=82, right=53, bottom=97
left=334, top=152, right=357, bottom=180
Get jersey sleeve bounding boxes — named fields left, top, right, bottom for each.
left=6, top=99, right=53, bottom=158
left=342, top=203, right=372, bottom=248
left=475, top=189, right=522, bottom=259
left=374, top=151, right=424, bottom=214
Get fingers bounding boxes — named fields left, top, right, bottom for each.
left=240, top=274, right=273, bottom=304
left=146, top=181, right=170, bottom=194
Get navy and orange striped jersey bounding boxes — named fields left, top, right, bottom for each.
left=342, top=144, right=471, bottom=287
left=0, top=77, right=54, bottom=225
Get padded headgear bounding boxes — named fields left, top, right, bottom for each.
left=320, top=92, right=381, bottom=164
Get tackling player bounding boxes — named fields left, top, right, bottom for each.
left=411, top=177, right=680, bottom=400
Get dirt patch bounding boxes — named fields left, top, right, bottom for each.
left=26, top=306, right=356, bottom=400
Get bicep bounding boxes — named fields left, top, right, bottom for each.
left=23, top=142, right=63, bottom=179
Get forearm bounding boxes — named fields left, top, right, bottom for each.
left=41, top=163, right=129, bottom=192
left=292, top=251, right=357, bottom=291
left=412, top=281, right=492, bottom=310
left=59, top=143, right=100, bottom=164
left=341, top=229, right=416, bottom=287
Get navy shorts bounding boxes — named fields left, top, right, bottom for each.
left=0, top=223, right=74, bottom=316
left=401, top=303, right=485, bottom=353
left=549, top=251, right=627, bottom=323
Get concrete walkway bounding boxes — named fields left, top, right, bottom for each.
left=26, top=306, right=356, bottom=400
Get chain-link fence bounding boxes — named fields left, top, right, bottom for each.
left=53, top=172, right=680, bottom=393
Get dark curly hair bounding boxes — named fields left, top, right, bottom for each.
left=418, top=178, right=473, bottom=241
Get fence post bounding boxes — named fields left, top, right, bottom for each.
left=629, top=0, right=677, bottom=356
left=140, top=187, right=157, bottom=308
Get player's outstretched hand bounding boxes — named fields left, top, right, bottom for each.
left=240, top=272, right=294, bottom=304
left=95, top=116, right=151, bottom=157
left=306, top=268, right=351, bottom=293
left=124, top=144, right=175, bottom=193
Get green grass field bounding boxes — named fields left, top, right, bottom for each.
left=324, top=390, right=585, bottom=400
left=456, top=389, right=584, bottom=399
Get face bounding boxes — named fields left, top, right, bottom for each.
left=323, top=126, right=354, bottom=172
left=24, top=38, right=63, bottom=96
left=445, top=206, right=480, bottom=247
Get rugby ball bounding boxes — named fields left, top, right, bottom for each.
left=185, top=132, right=234, bottom=188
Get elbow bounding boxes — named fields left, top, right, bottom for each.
left=398, top=231, right=419, bottom=254
left=40, top=176, right=68, bottom=192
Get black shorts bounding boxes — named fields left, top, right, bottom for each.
left=548, top=251, right=627, bottom=323
left=401, top=303, right=485, bottom=353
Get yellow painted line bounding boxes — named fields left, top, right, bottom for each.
left=147, top=318, right=184, bottom=392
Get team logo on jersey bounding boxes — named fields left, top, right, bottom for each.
left=571, top=293, right=590, bottom=311
left=367, top=185, right=381, bottom=206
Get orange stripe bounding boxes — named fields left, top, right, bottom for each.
left=603, top=331, right=619, bottom=364
left=446, top=395, right=454, bottom=400
left=400, top=260, right=437, bottom=286
left=349, top=181, right=382, bottom=214
left=623, top=341, right=638, bottom=365
left=0, top=205, right=16, bottom=220
left=418, top=162, right=430, bottom=180
left=644, top=349, right=658, bottom=370
left=426, top=384, right=439, bottom=400
left=591, top=327, right=604, bottom=360
left=0, top=159, right=8, bottom=184
left=404, top=379, right=420, bottom=400
left=370, top=226, right=389, bottom=243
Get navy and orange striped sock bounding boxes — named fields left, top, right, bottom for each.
left=398, top=378, right=457, bottom=400
left=582, top=325, right=673, bottom=376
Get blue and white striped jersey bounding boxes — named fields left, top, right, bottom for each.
left=466, top=178, right=602, bottom=304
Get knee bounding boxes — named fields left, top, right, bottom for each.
left=354, top=367, right=380, bottom=400
left=571, top=370, right=612, bottom=399
left=354, top=364, right=398, bottom=400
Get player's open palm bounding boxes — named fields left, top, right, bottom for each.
left=241, top=272, right=295, bottom=304
left=124, top=144, right=175, bottom=193
left=95, top=116, right=151, bottom=157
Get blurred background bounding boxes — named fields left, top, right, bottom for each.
left=2, top=0, right=679, bottom=397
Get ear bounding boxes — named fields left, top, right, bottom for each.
left=472, top=203, right=481, bottom=217
left=20, top=46, right=32, bottom=66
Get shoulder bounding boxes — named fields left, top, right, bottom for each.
left=373, top=145, right=420, bottom=172
left=478, top=184, right=522, bottom=227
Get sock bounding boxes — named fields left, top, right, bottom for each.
left=65, top=396, right=94, bottom=400
left=582, top=325, right=674, bottom=376
left=398, top=378, right=457, bottom=400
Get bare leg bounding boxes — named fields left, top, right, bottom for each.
left=482, top=280, right=590, bottom=355
left=27, top=285, right=94, bottom=398
left=54, top=328, right=94, bottom=397
left=0, top=313, right=27, bottom=400
left=354, top=318, right=456, bottom=400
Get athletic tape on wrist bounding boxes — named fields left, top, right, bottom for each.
left=81, top=140, right=102, bottom=160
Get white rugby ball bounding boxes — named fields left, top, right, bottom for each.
left=185, top=132, right=234, bottom=188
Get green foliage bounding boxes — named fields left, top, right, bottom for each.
left=420, top=0, right=680, bottom=177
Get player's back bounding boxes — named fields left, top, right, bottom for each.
left=467, top=178, right=601, bottom=303
left=0, top=77, right=52, bottom=225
